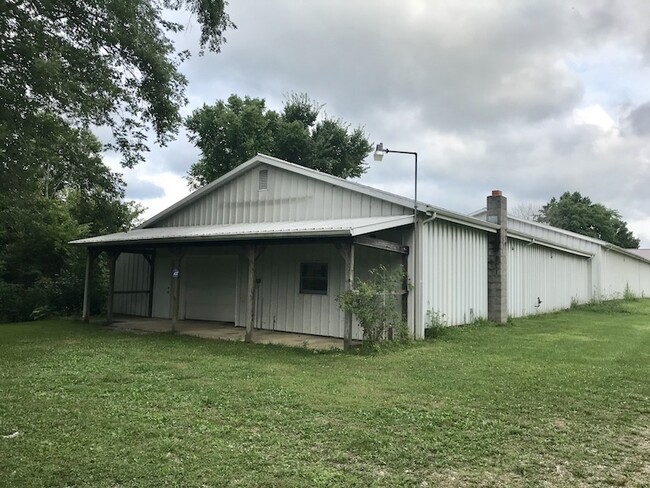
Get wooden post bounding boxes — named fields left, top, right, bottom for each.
left=82, top=248, right=98, bottom=323
left=336, top=242, right=355, bottom=351
left=170, top=248, right=184, bottom=333
left=242, top=245, right=263, bottom=342
left=243, top=245, right=266, bottom=343
left=143, top=252, right=155, bottom=318
left=402, top=252, right=409, bottom=330
left=106, top=250, right=120, bottom=325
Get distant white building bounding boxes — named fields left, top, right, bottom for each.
left=72, top=154, right=650, bottom=348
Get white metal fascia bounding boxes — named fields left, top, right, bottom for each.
left=349, top=215, right=414, bottom=236
left=507, top=231, right=594, bottom=258
left=430, top=211, right=499, bottom=233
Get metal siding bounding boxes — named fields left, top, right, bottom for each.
left=254, top=244, right=350, bottom=339
left=182, top=255, right=238, bottom=322
left=419, top=220, right=488, bottom=334
left=600, top=250, right=650, bottom=298
left=251, top=243, right=406, bottom=340
left=508, top=240, right=591, bottom=317
left=114, top=253, right=150, bottom=316
left=154, top=165, right=411, bottom=227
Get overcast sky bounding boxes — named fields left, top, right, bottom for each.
left=107, top=0, right=650, bottom=247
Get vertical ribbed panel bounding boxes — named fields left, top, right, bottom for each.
left=253, top=243, right=404, bottom=340
left=600, top=250, right=650, bottom=298
left=254, top=244, right=347, bottom=338
left=508, top=240, right=590, bottom=317
left=114, top=253, right=151, bottom=316
left=419, top=220, right=488, bottom=332
left=154, top=165, right=411, bottom=228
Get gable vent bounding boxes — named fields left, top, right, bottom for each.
left=258, top=169, right=268, bottom=190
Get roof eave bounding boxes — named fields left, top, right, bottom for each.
left=71, top=229, right=356, bottom=248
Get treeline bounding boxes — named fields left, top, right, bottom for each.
left=0, top=120, right=140, bottom=322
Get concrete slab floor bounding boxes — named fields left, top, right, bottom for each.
left=99, top=317, right=352, bottom=351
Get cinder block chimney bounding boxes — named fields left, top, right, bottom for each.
left=487, top=190, right=508, bottom=323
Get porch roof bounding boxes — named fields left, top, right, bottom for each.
left=70, top=215, right=415, bottom=247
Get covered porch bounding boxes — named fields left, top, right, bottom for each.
left=71, top=216, right=414, bottom=350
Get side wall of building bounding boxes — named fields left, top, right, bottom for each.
left=508, top=240, right=591, bottom=317
left=598, top=250, right=650, bottom=299
left=419, top=219, right=489, bottom=332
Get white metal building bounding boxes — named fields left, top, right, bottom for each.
left=72, top=154, right=650, bottom=347
left=72, top=154, right=499, bottom=347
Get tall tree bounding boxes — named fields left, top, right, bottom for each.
left=537, top=191, right=640, bottom=248
left=185, top=94, right=372, bottom=187
left=1, top=0, right=231, bottom=321
left=0, top=121, right=141, bottom=322
left=1, top=0, right=235, bottom=168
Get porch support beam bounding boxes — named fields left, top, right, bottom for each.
left=353, top=236, right=409, bottom=255
left=82, top=248, right=100, bottom=323
left=401, top=252, right=409, bottom=334
left=336, top=242, right=355, bottom=351
left=169, top=247, right=185, bottom=333
left=245, top=245, right=265, bottom=343
left=143, top=251, right=156, bottom=318
left=106, top=250, right=121, bottom=325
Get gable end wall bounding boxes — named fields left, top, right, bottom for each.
left=154, top=165, right=411, bottom=227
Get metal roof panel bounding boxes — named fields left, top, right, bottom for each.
left=70, top=215, right=415, bottom=247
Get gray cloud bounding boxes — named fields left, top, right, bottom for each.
left=177, top=0, right=650, bottom=132
left=124, top=177, right=165, bottom=200
left=146, top=132, right=200, bottom=175
left=624, top=102, right=650, bottom=136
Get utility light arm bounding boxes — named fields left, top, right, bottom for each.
left=372, top=141, right=420, bottom=339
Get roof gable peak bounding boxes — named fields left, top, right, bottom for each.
left=139, top=153, right=415, bottom=228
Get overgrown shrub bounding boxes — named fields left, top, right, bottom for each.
left=337, top=265, right=409, bottom=345
left=0, top=254, right=108, bottom=322
left=0, top=282, right=40, bottom=322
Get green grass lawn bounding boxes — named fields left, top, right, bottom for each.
left=2, top=301, right=650, bottom=487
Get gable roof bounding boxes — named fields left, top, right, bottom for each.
left=139, top=153, right=497, bottom=232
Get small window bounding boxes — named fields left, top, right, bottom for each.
left=300, top=263, right=328, bottom=295
left=258, top=169, right=268, bottom=190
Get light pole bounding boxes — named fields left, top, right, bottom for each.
left=373, top=143, right=418, bottom=338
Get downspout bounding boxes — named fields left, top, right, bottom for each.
left=423, top=211, right=437, bottom=226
